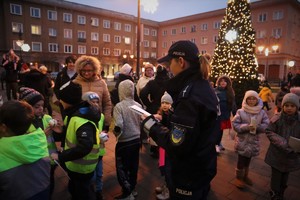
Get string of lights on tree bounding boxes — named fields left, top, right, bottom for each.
left=211, top=0, right=257, bottom=83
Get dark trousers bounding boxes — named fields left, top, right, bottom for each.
left=263, top=101, right=271, bottom=110
left=271, top=167, right=289, bottom=193
left=237, top=154, right=251, bottom=169
left=115, top=138, right=140, bottom=195
left=68, top=174, right=93, bottom=200
left=6, top=82, right=18, bottom=100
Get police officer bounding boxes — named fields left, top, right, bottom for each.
left=142, top=40, right=219, bottom=200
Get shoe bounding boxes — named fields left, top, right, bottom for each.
left=131, top=189, right=138, bottom=197
left=215, top=145, right=220, bottom=153
left=114, top=193, right=134, bottom=200
left=156, top=185, right=169, bottom=200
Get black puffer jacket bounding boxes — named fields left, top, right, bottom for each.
left=54, top=67, right=77, bottom=100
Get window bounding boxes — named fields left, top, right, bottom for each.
left=143, top=52, right=149, bottom=58
left=91, top=47, right=99, bottom=55
left=124, top=37, right=131, bottom=44
left=191, top=25, right=196, bottom=32
left=114, top=36, right=121, bottom=43
left=144, top=40, right=149, bottom=47
left=30, top=7, right=41, bottom=18
left=125, top=24, right=131, bottom=32
left=144, top=28, right=149, bottom=35
left=181, top=26, right=186, bottom=33
left=191, top=38, right=196, bottom=43
left=31, top=25, right=41, bottom=35
left=113, top=49, right=121, bottom=56
left=201, top=37, right=208, bottom=44
left=78, top=45, right=86, bottom=54
left=150, top=52, right=157, bottom=59
left=78, top=31, right=86, bottom=39
left=78, top=15, right=86, bottom=25
left=114, top=22, right=121, bottom=30
left=91, top=18, right=99, bottom=26
left=64, top=29, right=72, bottom=39
left=12, top=22, right=23, bottom=33
left=63, top=13, right=72, bottom=22
left=151, top=29, right=157, bottom=36
left=12, top=40, right=22, bottom=51
left=49, top=28, right=57, bottom=37
left=162, top=42, right=167, bottom=48
left=64, top=45, right=72, bottom=53
left=171, top=29, right=176, bottom=35
left=273, top=11, right=283, bottom=20
left=201, top=23, right=208, bottom=30
left=103, top=20, right=110, bottom=29
left=201, top=50, right=207, bottom=54
left=48, top=10, right=57, bottom=21
left=257, top=30, right=266, bottom=38
left=213, top=35, right=218, bottom=43
left=272, top=28, right=282, bottom=38
left=162, top=30, right=167, bottom=36
left=258, top=13, right=267, bottom=22
left=151, top=41, right=157, bottom=48
left=214, top=21, right=221, bottom=29
left=91, top=32, right=99, bottom=41
left=10, top=4, right=22, bottom=15
left=103, top=48, right=110, bottom=56
left=32, top=42, right=42, bottom=52
left=49, top=43, right=58, bottom=52
left=103, top=34, right=110, bottom=42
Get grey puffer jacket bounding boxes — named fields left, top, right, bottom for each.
left=265, top=112, right=300, bottom=172
left=232, top=108, right=269, bottom=157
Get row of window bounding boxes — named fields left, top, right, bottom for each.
left=13, top=40, right=157, bottom=58
left=10, top=3, right=158, bottom=36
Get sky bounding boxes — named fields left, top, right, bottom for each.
left=66, top=0, right=249, bottom=22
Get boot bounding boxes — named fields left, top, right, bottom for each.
left=233, top=168, right=246, bottom=189
left=244, top=167, right=253, bottom=186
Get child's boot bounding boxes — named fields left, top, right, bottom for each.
left=244, top=167, right=253, bottom=186
left=233, top=168, right=246, bottom=189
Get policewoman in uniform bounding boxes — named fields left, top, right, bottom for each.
left=142, top=40, right=219, bottom=200
left=50, top=81, right=102, bottom=200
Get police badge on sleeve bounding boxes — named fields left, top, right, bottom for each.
left=171, top=125, right=186, bottom=145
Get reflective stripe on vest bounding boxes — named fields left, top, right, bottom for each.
left=64, top=116, right=100, bottom=174
left=98, top=114, right=106, bottom=156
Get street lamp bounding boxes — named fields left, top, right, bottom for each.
left=136, top=0, right=158, bottom=79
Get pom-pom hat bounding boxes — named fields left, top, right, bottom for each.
left=161, top=91, right=173, bottom=104
left=19, top=87, right=44, bottom=106
left=282, top=93, right=299, bottom=109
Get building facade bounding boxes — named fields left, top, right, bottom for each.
left=1, top=0, right=300, bottom=82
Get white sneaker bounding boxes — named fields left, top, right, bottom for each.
left=215, top=145, right=220, bottom=153
left=155, top=186, right=163, bottom=194
left=131, top=189, right=138, bottom=197
left=156, top=185, right=169, bottom=200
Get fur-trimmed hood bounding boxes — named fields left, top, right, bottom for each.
left=216, top=75, right=232, bottom=87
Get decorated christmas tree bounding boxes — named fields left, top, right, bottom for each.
left=211, top=0, right=259, bottom=107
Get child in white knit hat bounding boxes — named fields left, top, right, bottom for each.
left=265, top=93, right=300, bottom=199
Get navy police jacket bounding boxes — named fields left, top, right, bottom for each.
left=145, top=66, right=218, bottom=193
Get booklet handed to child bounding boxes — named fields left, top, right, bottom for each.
left=129, top=105, right=151, bottom=116
left=289, top=136, right=300, bottom=153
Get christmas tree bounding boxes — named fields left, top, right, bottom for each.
left=211, top=0, right=259, bottom=107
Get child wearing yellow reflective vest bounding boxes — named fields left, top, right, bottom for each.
left=51, top=81, right=102, bottom=200
left=82, top=91, right=108, bottom=200
left=0, top=100, right=50, bottom=200
left=18, top=87, right=63, bottom=196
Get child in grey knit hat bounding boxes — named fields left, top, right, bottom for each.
left=265, top=93, right=300, bottom=199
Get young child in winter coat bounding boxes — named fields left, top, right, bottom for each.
left=232, top=90, right=269, bottom=189
left=259, top=83, right=274, bottom=111
left=113, top=80, right=142, bottom=200
left=265, top=93, right=300, bottom=200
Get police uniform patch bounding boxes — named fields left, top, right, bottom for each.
left=171, top=125, right=186, bottom=145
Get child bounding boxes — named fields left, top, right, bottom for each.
left=0, top=100, right=50, bottom=199
left=275, top=82, right=289, bottom=113
left=232, top=90, right=269, bottom=189
left=265, top=93, right=300, bottom=199
left=18, top=87, right=63, bottom=196
left=259, top=83, right=274, bottom=111
left=215, top=75, right=236, bottom=152
left=113, top=80, right=142, bottom=200
left=82, top=91, right=108, bottom=200
left=153, top=91, right=173, bottom=200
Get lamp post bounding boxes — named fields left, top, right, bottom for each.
left=257, top=36, right=279, bottom=79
